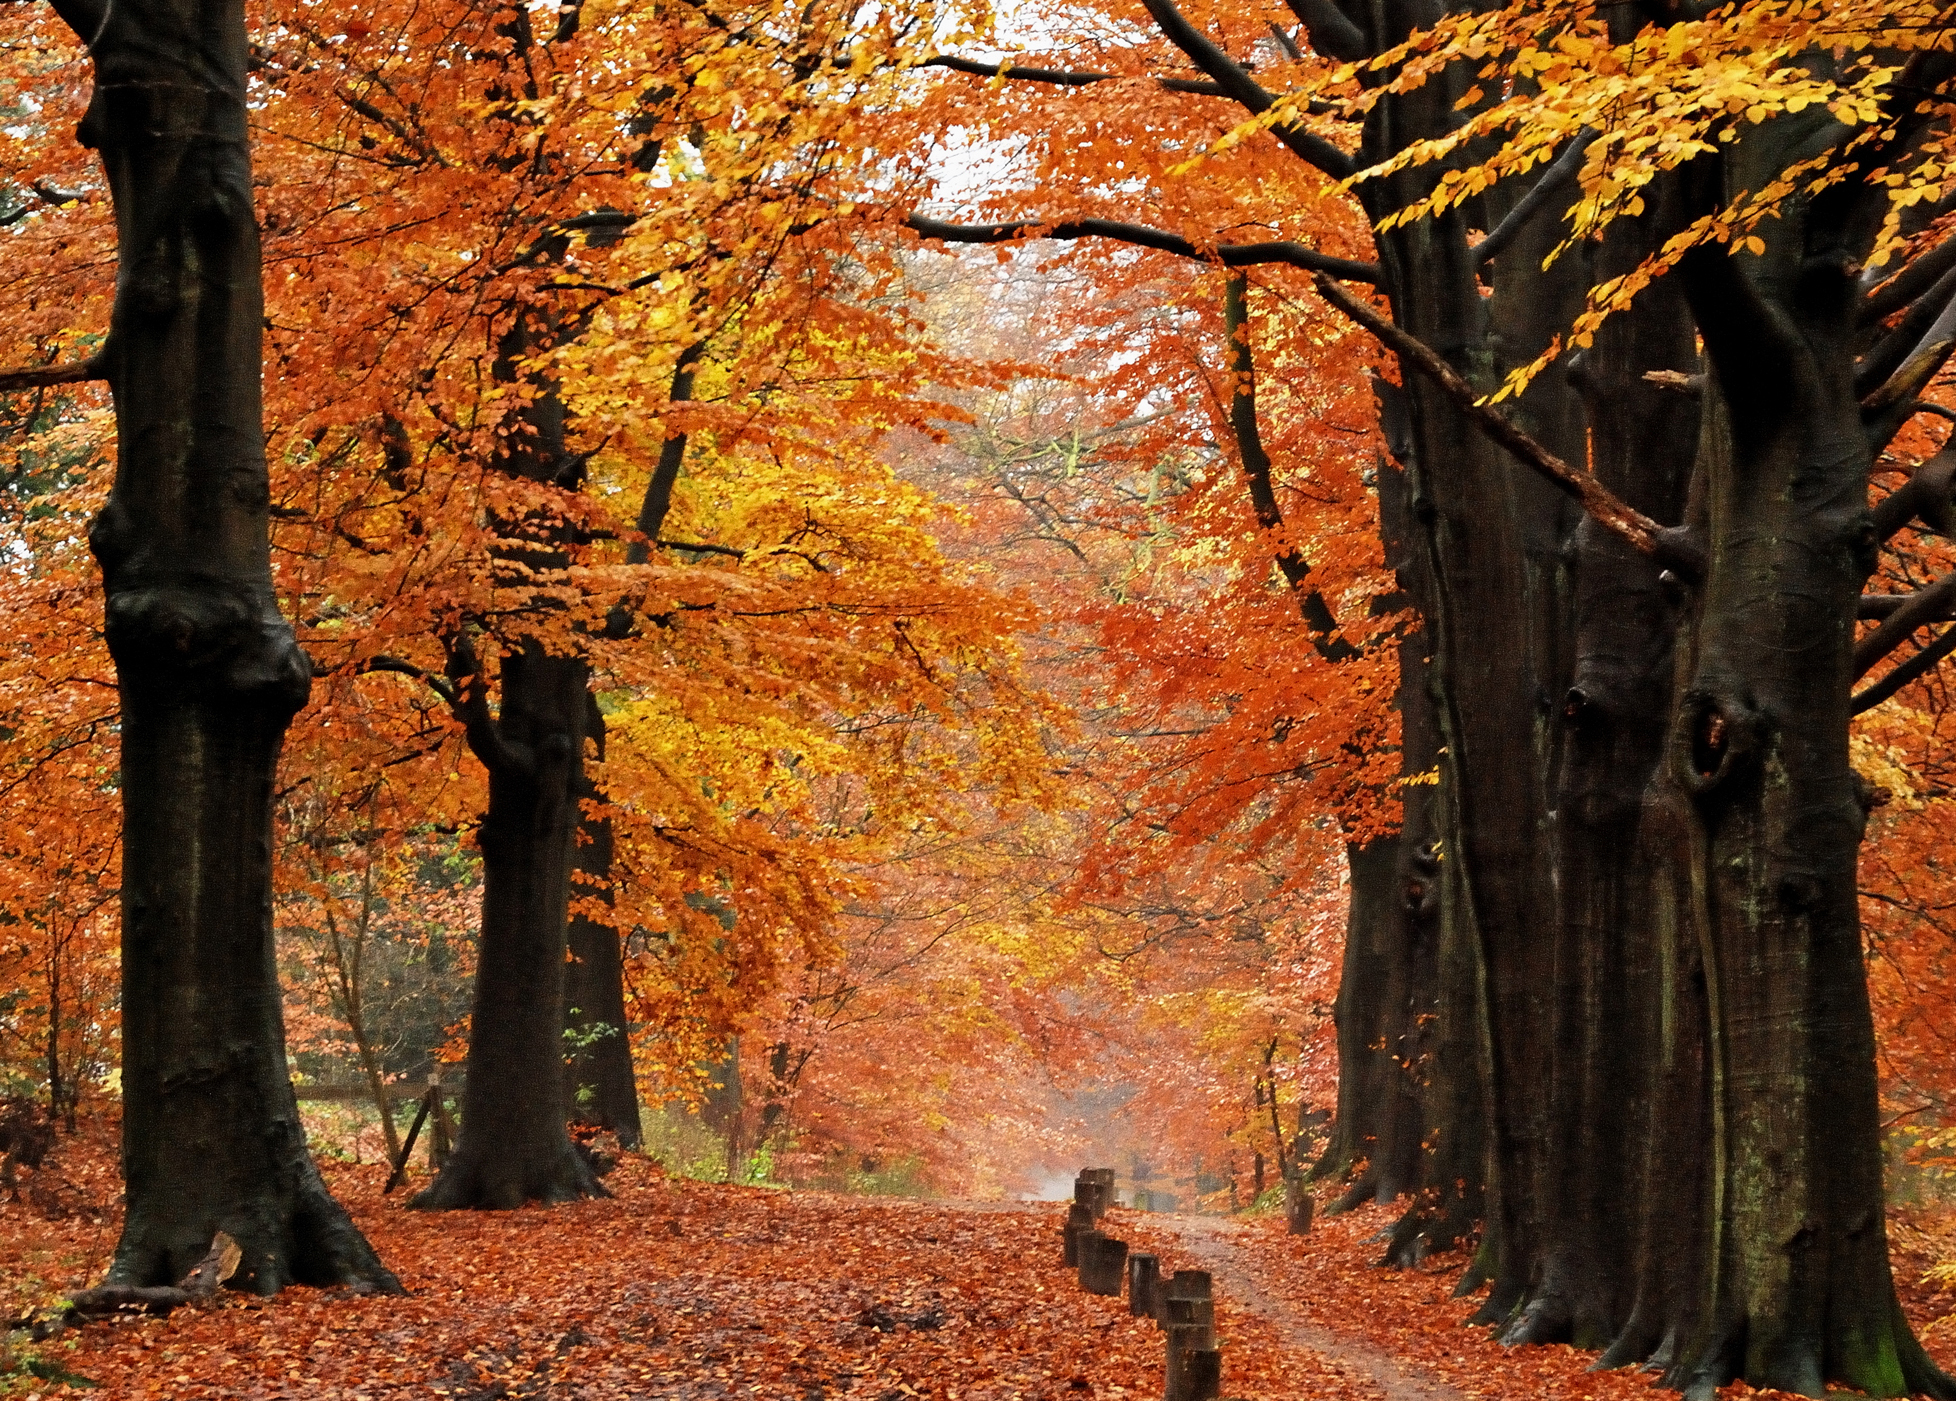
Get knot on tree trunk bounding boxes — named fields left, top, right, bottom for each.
left=1676, top=691, right=1758, bottom=796
left=101, top=582, right=311, bottom=712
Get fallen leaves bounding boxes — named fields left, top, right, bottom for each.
left=6, top=1131, right=1956, bottom=1400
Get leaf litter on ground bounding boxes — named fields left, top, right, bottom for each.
left=5, top=1126, right=1956, bottom=1400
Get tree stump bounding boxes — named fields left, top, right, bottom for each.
left=1285, top=1174, right=1313, bottom=1235
left=1062, top=1201, right=1095, bottom=1265
left=1128, top=1252, right=1160, bottom=1318
left=1079, top=1232, right=1128, bottom=1296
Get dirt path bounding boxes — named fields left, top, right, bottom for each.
left=1150, top=1214, right=1467, bottom=1401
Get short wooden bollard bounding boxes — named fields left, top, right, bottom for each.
left=1178, top=1344, right=1222, bottom=1401
left=1285, top=1174, right=1313, bottom=1236
left=1075, top=1166, right=1116, bottom=1220
left=1062, top=1201, right=1095, bottom=1265
left=1162, top=1282, right=1219, bottom=1401
left=1157, top=1268, right=1212, bottom=1326
left=1127, top=1252, right=1160, bottom=1318
left=1079, top=1232, right=1128, bottom=1296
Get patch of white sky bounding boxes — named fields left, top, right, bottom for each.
left=919, top=0, right=1158, bottom=216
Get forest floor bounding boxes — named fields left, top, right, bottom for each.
left=4, top=1121, right=1956, bottom=1400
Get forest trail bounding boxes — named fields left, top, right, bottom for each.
left=1146, top=1213, right=1463, bottom=1401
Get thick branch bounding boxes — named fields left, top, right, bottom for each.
left=1281, top=0, right=1368, bottom=60
left=1861, top=589, right=1956, bottom=620
left=1313, top=275, right=1666, bottom=556
left=630, top=339, right=706, bottom=563
left=0, top=354, right=107, bottom=393
left=359, top=655, right=459, bottom=707
left=904, top=215, right=1379, bottom=283
left=1473, top=131, right=1596, bottom=269
left=1856, top=261, right=1956, bottom=400
left=1872, top=448, right=1956, bottom=543
left=1854, top=570, right=1956, bottom=676
left=1137, top=0, right=1357, bottom=179
left=1853, top=622, right=1956, bottom=712
left=919, top=54, right=1225, bottom=96
left=1863, top=228, right=1956, bottom=326
left=1225, top=274, right=1355, bottom=662
left=443, top=631, right=531, bottom=776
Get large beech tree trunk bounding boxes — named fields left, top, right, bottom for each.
left=563, top=699, right=643, bottom=1148
left=412, top=323, right=605, bottom=1209
left=1613, top=150, right=1949, bottom=1399
left=412, top=643, right=606, bottom=1208
left=54, top=0, right=395, bottom=1290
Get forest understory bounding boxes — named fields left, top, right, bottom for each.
left=5, top=1121, right=1956, bottom=1401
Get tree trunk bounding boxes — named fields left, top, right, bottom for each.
left=1615, top=149, right=1951, bottom=1399
left=59, top=0, right=395, bottom=1291
left=412, top=643, right=606, bottom=1208
left=563, top=698, right=642, bottom=1148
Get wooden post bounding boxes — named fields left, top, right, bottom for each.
left=1062, top=1201, right=1094, bottom=1265
left=1084, top=1166, right=1116, bottom=1217
left=1080, top=1232, right=1127, bottom=1296
left=1183, top=1346, right=1222, bottom=1401
left=1162, top=1292, right=1219, bottom=1401
left=1160, top=1269, right=1213, bottom=1328
left=382, top=1087, right=435, bottom=1195
left=1285, top=1172, right=1313, bottom=1235
left=1128, top=1252, right=1160, bottom=1318
left=429, top=1074, right=456, bottom=1171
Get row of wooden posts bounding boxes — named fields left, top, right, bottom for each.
left=1059, top=1168, right=1222, bottom=1401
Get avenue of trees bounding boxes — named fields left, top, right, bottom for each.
left=6, top=2, right=1956, bottom=1399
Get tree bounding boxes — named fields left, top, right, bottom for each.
left=0, top=0, right=397, bottom=1290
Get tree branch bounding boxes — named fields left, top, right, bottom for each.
left=1854, top=570, right=1956, bottom=677
left=904, top=214, right=1379, bottom=282
left=1472, top=130, right=1596, bottom=269
left=1225, top=273, right=1355, bottom=661
left=1137, top=0, right=1357, bottom=179
left=1313, top=274, right=1668, bottom=557
left=0, top=353, right=107, bottom=393
left=918, top=53, right=1225, bottom=96
left=1860, top=590, right=1956, bottom=620
left=1853, top=621, right=1956, bottom=712
left=1280, top=0, right=1369, bottom=61
left=1856, top=261, right=1956, bottom=400
left=1863, top=227, right=1956, bottom=326
left=1872, top=447, right=1956, bottom=544
left=443, top=631, right=531, bottom=776
left=358, top=655, right=460, bottom=707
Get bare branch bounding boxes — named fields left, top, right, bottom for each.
left=1281, top=0, right=1369, bottom=61
left=1872, top=447, right=1956, bottom=544
left=1138, top=0, right=1357, bottom=179
left=918, top=53, right=1225, bottom=96
left=1854, top=570, right=1956, bottom=676
left=0, top=354, right=107, bottom=394
left=1854, top=621, right=1956, bottom=712
left=1857, top=261, right=1956, bottom=400
left=1863, top=227, right=1956, bottom=326
left=358, top=654, right=459, bottom=707
left=1224, top=273, right=1354, bottom=661
left=904, top=214, right=1380, bottom=283
left=1313, top=275, right=1667, bottom=557
left=1473, top=130, right=1596, bottom=269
